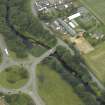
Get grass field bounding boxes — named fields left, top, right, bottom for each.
left=36, top=64, right=85, bottom=105
left=0, top=66, right=29, bottom=89
left=79, top=0, right=105, bottom=25
left=84, top=42, right=105, bottom=85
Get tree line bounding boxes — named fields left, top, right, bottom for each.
left=41, top=45, right=105, bottom=105
left=0, top=0, right=57, bottom=58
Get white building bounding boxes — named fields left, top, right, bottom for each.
left=68, top=13, right=81, bottom=20
left=69, top=22, right=76, bottom=28
left=4, top=48, right=9, bottom=56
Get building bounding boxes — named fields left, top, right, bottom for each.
left=57, top=19, right=76, bottom=36
left=35, top=0, right=50, bottom=12
left=68, top=12, right=81, bottom=20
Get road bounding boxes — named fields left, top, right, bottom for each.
left=30, top=1, right=105, bottom=104
left=1, top=25, right=105, bottom=105
left=0, top=0, right=75, bottom=104
left=0, top=28, right=74, bottom=105
left=0, top=0, right=105, bottom=104
left=0, top=33, right=58, bottom=105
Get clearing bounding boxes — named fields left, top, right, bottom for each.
left=0, top=66, right=29, bottom=89
left=36, top=64, right=85, bottom=105
left=74, top=36, right=94, bottom=54
left=0, top=93, right=35, bottom=105
left=84, top=42, right=105, bottom=85
left=79, top=0, right=105, bottom=25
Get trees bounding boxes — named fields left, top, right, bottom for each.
left=56, top=46, right=91, bottom=83
left=41, top=56, right=100, bottom=105
left=41, top=45, right=105, bottom=105
left=8, top=0, right=57, bottom=48
left=0, top=0, right=57, bottom=58
left=4, top=93, right=35, bottom=105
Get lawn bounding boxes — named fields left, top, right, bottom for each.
left=0, top=93, right=35, bottom=105
left=29, top=45, right=47, bottom=57
left=0, top=66, right=29, bottom=89
left=36, top=64, right=85, bottom=105
left=84, top=42, right=105, bottom=85
left=79, top=0, right=105, bottom=25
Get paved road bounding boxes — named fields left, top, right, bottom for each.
left=0, top=0, right=105, bottom=104
left=30, top=0, right=105, bottom=100
left=0, top=1, right=75, bottom=105
left=0, top=33, right=57, bottom=105
left=19, top=48, right=56, bottom=105
left=1, top=31, right=105, bottom=105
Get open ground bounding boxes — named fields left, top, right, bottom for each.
left=36, top=64, right=85, bottom=105
left=79, top=0, right=105, bottom=25
left=84, top=42, right=105, bottom=85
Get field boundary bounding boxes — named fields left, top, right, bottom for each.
left=79, top=0, right=105, bottom=25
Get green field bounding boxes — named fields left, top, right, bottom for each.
left=79, top=0, right=105, bottom=25
left=84, top=42, right=105, bottom=85
left=0, top=66, right=29, bottom=89
left=36, top=64, right=85, bottom=105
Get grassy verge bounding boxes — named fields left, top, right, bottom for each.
left=0, top=66, right=29, bottom=89
left=36, top=64, right=85, bottom=105
left=29, top=45, right=47, bottom=57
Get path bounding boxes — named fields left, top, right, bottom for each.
left=0, top=33, right=57, bottom=105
